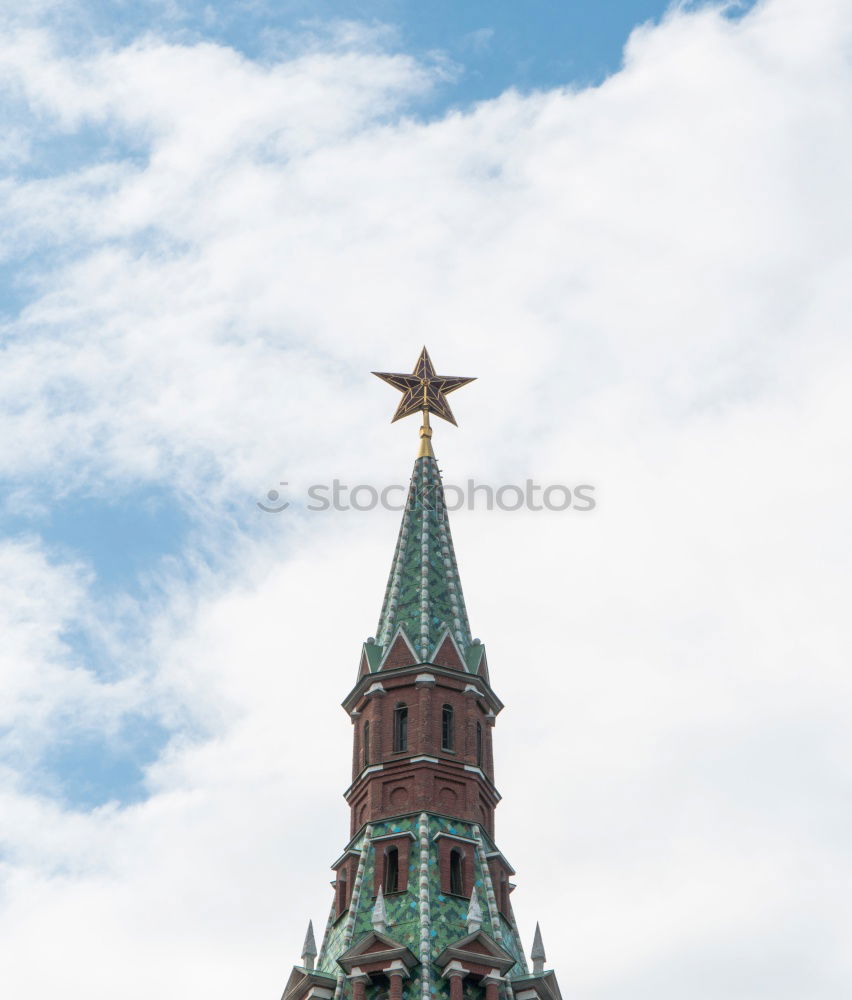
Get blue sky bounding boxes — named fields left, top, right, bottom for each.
left=1, top=0, right=851, bottom=996
left=1, top=0, right=712, bottom=811
left=42, top=1, right=756, bottom=107
left=0, top=1, right=759, bottom=671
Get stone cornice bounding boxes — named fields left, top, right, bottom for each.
left=509, top=971, right=563, bottom=1000
left=431, top=831, right=478, bottom=846
left=484, top=849, right=516, bottom=876
left=341, top=662, right=503, bottom=716
left=329, top=847, right=362, bottom=870
left=370, top=830, right=417, bottom=844
left=434, top=931, right=517, bottom=976
left=281, top=968, right=338, bottom=1000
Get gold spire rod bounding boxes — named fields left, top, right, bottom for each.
left=418, top=407, right=434, bottom=458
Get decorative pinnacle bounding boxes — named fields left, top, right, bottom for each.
left=301, top=920, right=317, bottom=971
left=373, top=347, right=475, bottom=457
left=466, top=885, right=483, bottom=933
left=372, top=885, right=387, bottom=933
left=531, top=922, right=546, bottom=974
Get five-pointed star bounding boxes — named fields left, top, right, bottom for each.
left=373, top=347, right=476, bottom=425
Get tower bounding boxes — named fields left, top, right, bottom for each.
left=281, top=349, right=563, bottom=1000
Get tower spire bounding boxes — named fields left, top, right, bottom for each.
left=372, top=348, right=476, bottom=662
left=280, top=352, right=565, bottom=1000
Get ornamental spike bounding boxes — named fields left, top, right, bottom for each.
left=467, top=885, right=483, bottom=933
left=372, top=884, right=387, bottom=933
left=531, top=922, right=546, bottom=974
left=301, top=919, right=317, bottom=970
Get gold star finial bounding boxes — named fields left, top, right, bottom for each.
left=373, top=347, right=475, bottom=457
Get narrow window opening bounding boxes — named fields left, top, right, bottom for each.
left=442, top=704, right=454, bottom=751
left=363, top=720, right=370, bottom=767
left=476, top=721, right=483, bottom=768
left=449, top=848, right=464, bottom=896
left=384, top=846, right=399, bottom=893
left=393, top=703, right=408, bottom=752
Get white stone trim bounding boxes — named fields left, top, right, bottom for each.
left=507, top=902, right=530, bottom=975
left=431, top=831, right=478, bottom=846
left=473, top=825, right=503, bottom=944
left=316, top=896, right=337, bottom=972
left=427, top=627, right=467, bottom=671
left=332, top=826, right=373, bottom=1000
left=378, top=625, right=420, bottom=672
left=385, top=959, right=410, bottom=979
left=473, top=827, right=516, bottom=1000
left=417, top=813, right=432, bottom=1000
left=371, top=831, right=417, bottom=843
left=419, top=466, right=431, bottom=660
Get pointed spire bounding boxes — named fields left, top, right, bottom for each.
left=372, top=885, right=387, bottom=933
left=531, top=922, right=546, bottom=974
left=466, top=885, right=483, bottom=933
left=374, top=451, right=473, bottom=662
left=372, top=349, right=476, bottom=666
left=301, top=920, right=317, bottom=970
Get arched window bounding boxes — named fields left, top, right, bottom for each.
left=476, top=721, right=483, bottom=768
left=393, top=703, right=408, bottom=752
left=384, top=846, right=399, bottom=893
left=363, top=720, right=370, bottom=767
left=442, top=704, right=454, bottom=751
left=449, top=848, right=464, bottom=895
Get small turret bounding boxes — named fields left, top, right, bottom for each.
left=466, top=886, right=483, bottom=934
left=372, top=885, right=387, bottom=934
left=531, top=922, right=546, bottom=974
left=301, top=920, right=317, bottom=971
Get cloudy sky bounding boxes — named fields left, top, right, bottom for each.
left=1, top=0, right=851, bottom=996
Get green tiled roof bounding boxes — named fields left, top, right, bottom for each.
left=375, top=454, right=473, bottom=662
left=317, top=814, right=529, bottom=1000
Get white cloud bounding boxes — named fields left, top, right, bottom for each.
left=1, top=0, right=852, bottom=996
left=0, top=539, right=151, bottom=753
